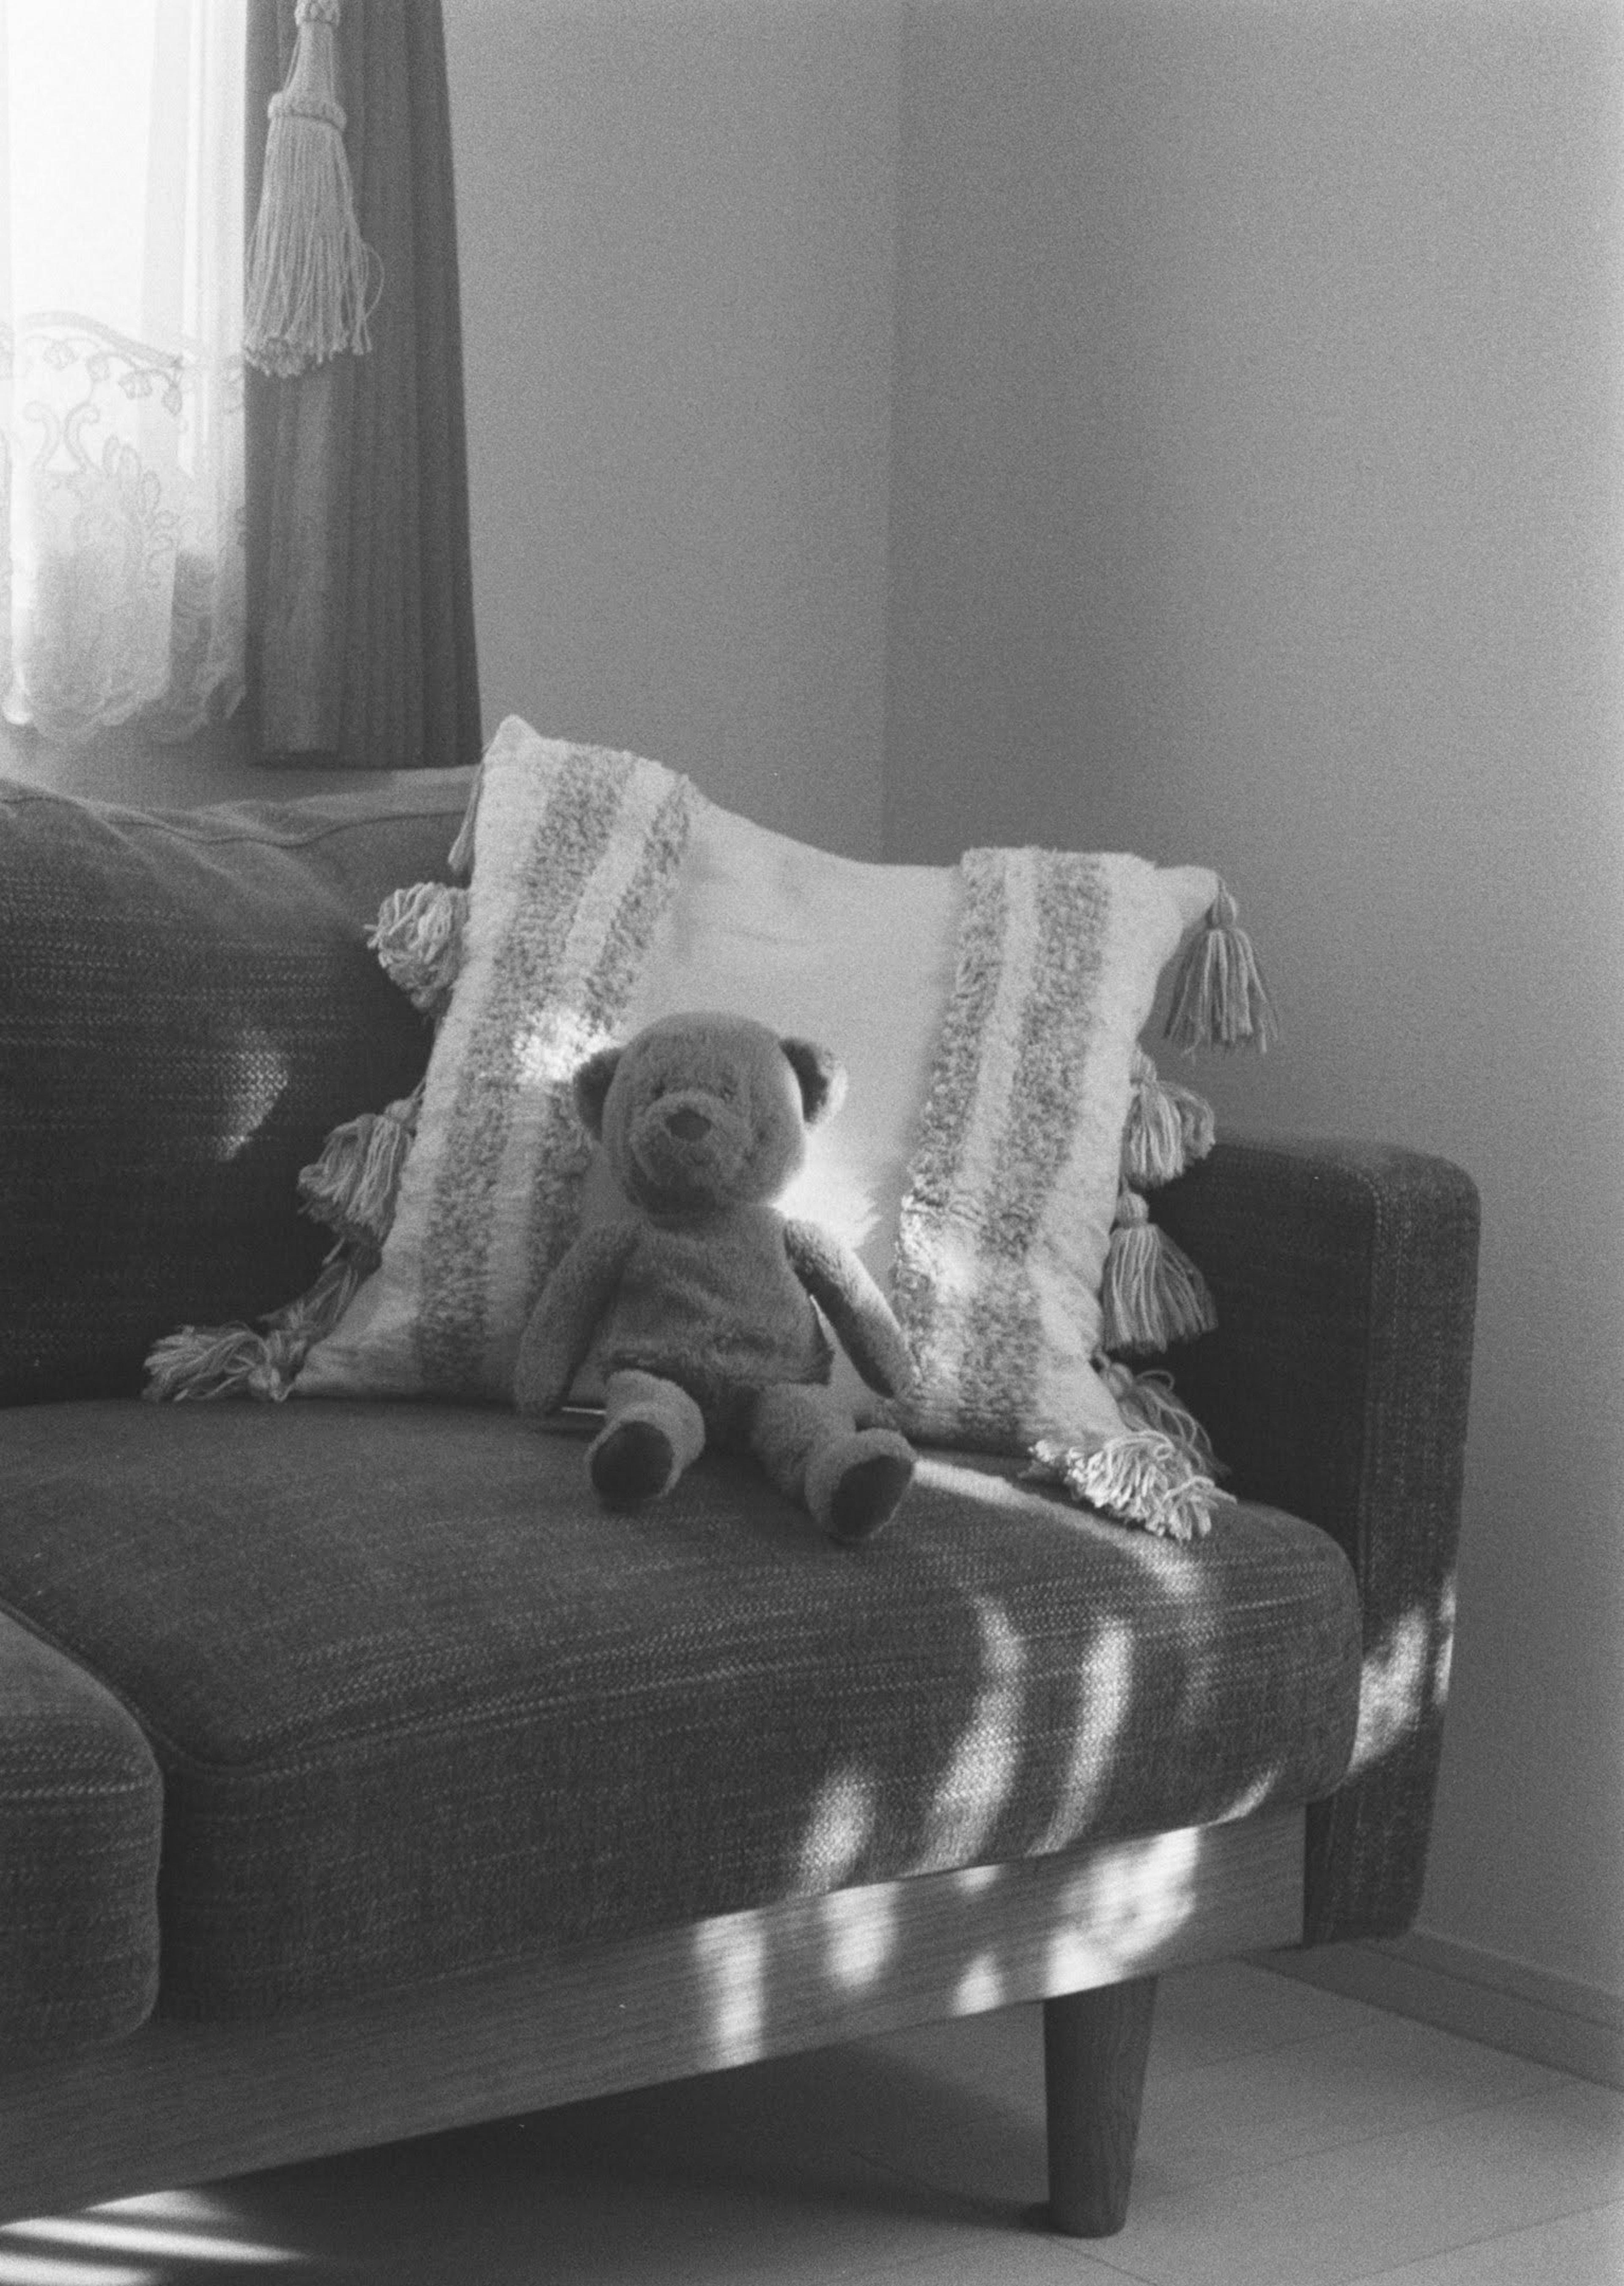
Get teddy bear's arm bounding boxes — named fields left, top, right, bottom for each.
left=782, top=1219, right=916, bottom=1400
left=513, top=1221, right=641, bottom=1413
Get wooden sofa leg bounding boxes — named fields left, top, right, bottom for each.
left=1039, top=1975, right=1159, bottom=2237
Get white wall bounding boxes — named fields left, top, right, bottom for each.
left=883, top=0, right=1624, bottom=2007
left=442, top=0, right=903, bottom=859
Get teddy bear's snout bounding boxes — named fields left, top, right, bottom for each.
left=665, top=1104, right=712, bottom=1144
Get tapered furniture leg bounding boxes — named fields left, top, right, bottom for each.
left=1040, top=1975, right=1159, bottom=2237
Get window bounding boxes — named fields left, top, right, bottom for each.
left=0, top=0, right=247, bottom=743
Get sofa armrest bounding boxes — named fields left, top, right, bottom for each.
left=1152, top=1136, right=1481, bottom=1946
left=0, top=1606, right=162, bottom=2056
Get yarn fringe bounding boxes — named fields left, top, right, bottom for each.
left=1024, top=1431, right=1233, bottom=1544
left=1122, top=1047, right=1216, bottom=1189
left=1100, top=1187, right=1218, bottom=1355
left=368, top=883, right=468, bottom=1016
left=1097, top=1356, right=1225, bottom=1478
left=297, top=1081, right=424, bottom=1248
left=142, top=1243, right=373, bottom=1405
left=1163, top=882, right=1277, bottom=1055
left=243, top=0, right=379, bottom=378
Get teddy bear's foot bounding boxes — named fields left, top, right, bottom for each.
left=590, top=1419, right=678, bottom=1505
left=589, top=1370, right=705, bottom=1507
left=827, top=1448, right=915, bottom=1543
left=808, top=1429, right=916, bottom=1545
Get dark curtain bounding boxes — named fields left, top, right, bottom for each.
left=244, top=0, right=481, bottom=770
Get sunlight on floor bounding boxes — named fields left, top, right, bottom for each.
left=0, top=2188, right=296, bottom=2285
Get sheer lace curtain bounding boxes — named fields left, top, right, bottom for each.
left=0, top=0, right=246, bottom=746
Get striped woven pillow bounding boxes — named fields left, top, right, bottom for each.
left=125, top=718, right=1273, bottom=1530
left=285, top=718, right=1254, bottom=1505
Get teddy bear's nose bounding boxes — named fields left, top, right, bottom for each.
left=666, top=1105, right=711, bottom=1143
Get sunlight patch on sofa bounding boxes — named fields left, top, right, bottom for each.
left=209, top=1031, right=290, bottom=1161
left=908, top=1597, right=1026, bottom=1875
left=913, top=1458, right=1034, bottom=1508
left=1347, top=1590, right=1453, bottom=1779
left=1210, top=1769, right=1280, bottom=1826
left=795, top=1767, right=876, bottom=1891
left=818, top=1881, right=898, bottom=1994
left=1432, top=1576, right=1457, bottom=1707
left=953, top=1947, right=1006, bottom=2014
left=692, top=1911, right=768, bottom=2072
left=1034, top=1617, right=1134, bottom=1853
left=1045, top=1825, right=1201, bottom=1989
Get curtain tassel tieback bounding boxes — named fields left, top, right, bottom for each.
left=244, top=0, right=379, bottom=378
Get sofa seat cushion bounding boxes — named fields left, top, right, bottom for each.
left=0, top=1607, right=164, bottom=2055
left=0, top=1401, right=1362, bottom=2021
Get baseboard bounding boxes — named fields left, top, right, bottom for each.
left=1259, top=1930, right=1624, bottom=2090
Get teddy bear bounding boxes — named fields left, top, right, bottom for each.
left=513, top=1010, right=918, bottom=1543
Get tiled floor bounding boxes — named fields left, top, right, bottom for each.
left=3, top=1962, right=1621, bottom=2286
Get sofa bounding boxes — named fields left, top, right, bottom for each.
left=0, top=767, right=1480, bottom=2239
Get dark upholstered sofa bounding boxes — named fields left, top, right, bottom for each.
left=0, top=772, right=1480, bottom=2238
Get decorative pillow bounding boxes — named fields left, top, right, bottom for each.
left=150, top=718, right=1273, bottom=1536
left=0, top=772, right=469, bottom=1406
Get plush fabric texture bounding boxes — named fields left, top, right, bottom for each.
left=300, top=718, right=1218, bottom=1461
left=513, top=1011, right=917, bottom=1541
left=1152, top=1138, right=1481, bottom=1944
left=0, top=773, right=469, bottom=1405
left=299, top=729, right=694, bottom=1398
left=0, top=1606, right=164, bottom=2056
left=0, top=1398, right=1361, bottom=2021
left=894, top=843, right=1211, bottom=1450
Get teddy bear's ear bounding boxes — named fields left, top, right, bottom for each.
left=573, top=1044, right=623, bottom=1138
left=779, top=1037, right=848, bottom=1128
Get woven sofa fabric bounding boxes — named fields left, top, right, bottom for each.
left=1153, top=1137, right=1480, bottom=1945
left=0, top=1400, right=1361, bottom=2021
left=0, top=1606, right=164, bottom=2055
left=0, top=773, right=471, bottom=1404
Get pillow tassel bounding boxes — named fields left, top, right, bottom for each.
left=242, top=0, right=377, bottom=378
left=143, top=1244, right=373, bottom=1404
left=1098, top=1357, right=1225, bottom=1478
left=1101, top=1187, right=1218, bottom=1355
left=297, top=1083, right=423, bottom=1248
left=1024, top=1431, right=1232, bottom=1545
left=143, top=1323, right=275, bottom=1405
left=1121, top=1047, right=1216, bottom=1189
left=368, top=883, right=468, bottom=1015
left=1163, top=883, right=1277, bottom=1055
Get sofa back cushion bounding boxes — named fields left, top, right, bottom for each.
left=0, top=772, right=470, bottom=1405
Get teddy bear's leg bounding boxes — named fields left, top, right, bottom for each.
left=590, top=1369, right=706, bottom=1505
left=748, top=1383, right=915, bottom=1545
